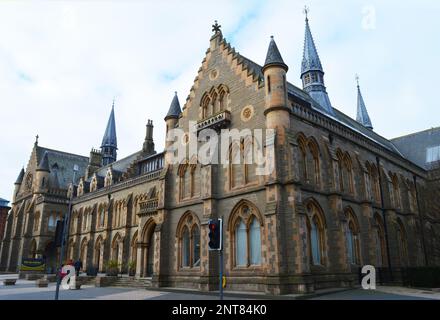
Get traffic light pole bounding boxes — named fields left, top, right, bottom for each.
left=219, top=249, right=223, bottom=300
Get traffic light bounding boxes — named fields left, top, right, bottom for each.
left=208, top=218, right=222, bottom=251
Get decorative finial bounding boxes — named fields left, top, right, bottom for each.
left=175, top=91, right=177, bottom=96
left=303, top=5, right=309, bottom=20
left=270, top=35, right=274, bottom=40
left=355, top=74, right=360, bottom=87
left=212, top=20, right=221, bottom=33
left=112, top=97, right=115, bottom=109
left=35, top=134, right=39, bottom=145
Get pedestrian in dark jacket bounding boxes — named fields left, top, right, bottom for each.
left=74, top=260, right=83, bottom=277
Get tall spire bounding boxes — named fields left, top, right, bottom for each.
left=263, top=36, right=288, bottom=72
left=300, top=7, right=334, bottom=116
left=164, top=92, right=182, bottom=121
left=356, top=75, right=373, bottom=130
left=101, top=100, right=117, bottom=166
left=301, top=7, right=323, bottom=76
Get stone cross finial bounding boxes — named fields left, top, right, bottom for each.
left=355, top=74, right=360, bottom=87
left=35, top=134, right=39, bottom=145
left=212, top=20, right=221, bottom=33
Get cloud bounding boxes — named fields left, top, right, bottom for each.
left=0, top=0, right=439, bottom=200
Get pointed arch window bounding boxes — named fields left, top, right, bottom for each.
left=182, top=227, right=190, bottom=267
left=231, top=203, right=263, bottom=268
left=374, top=214, right=387, bottom=267
left=305, top=201, right=326, bottom=266
left=391, top=174, right=401, bottom=209
left=192, top=226, right=200, bottom=267
left=297, top=135, right=308, bottom=182
left=345, top=210, right=361, bottom=265
left=249, top=218, right=261, bottom=265
left=200, top=85, right=229, bottom=119
left=235, top=219, right=247, bottom=267
left=177, top=212, right=201, bottom=269
left=396, top=220, right=408, bottom=266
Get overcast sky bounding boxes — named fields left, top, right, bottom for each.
left=0, top=0, right=439, bottom=201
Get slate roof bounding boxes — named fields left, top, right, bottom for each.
left=391, top=127, right=440, bottom=169
left=15, top=168, right=25, bottom=184
left=165, top=92, right=182, bottom=120
left=0, top=198, right=9, bottom=207
left=263, top=36, right=288, bottom=71
left=35, top=146, right=89, bottom=189
left=92, top=150, right=142, bottom=180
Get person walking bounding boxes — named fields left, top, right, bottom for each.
left=74, top=259, right=83, bottom=277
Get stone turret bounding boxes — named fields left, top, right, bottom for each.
left=262, top=36, right=290, bottom=143
left=164, top=92, right=182, bottom=165
left=35, top=152, right=50, bottom=193
left=13, top=168, right=25, bottom=202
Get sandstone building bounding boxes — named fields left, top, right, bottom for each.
left=1, top=17, right=439, bottom=294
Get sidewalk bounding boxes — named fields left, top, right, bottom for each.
left=145, top=286, right=354, bottom=300
left=375, top=286, right=440, bottom=300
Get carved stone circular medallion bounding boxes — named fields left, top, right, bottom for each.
left=240, top=105, right=254, bottom=122
left=209, top=69, right=219, bottom=81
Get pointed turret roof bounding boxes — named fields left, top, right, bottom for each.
left=15, top=168, right=25, bottom=184
left=356, top=80, right=373, bottom=130
left=164, top=92, right=182, bottom=120
left=301, top=16, right=323, bottom=77
left=101, top=102, right=117, bottom=148
left=37, top=152, right=50, bottom=172
left=263, top=36, right=288, bottom=71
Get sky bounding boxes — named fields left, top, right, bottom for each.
left=0, top=0, right=439, bottom=201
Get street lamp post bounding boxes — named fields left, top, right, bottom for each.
left=55, top=164, right=79, bottom=300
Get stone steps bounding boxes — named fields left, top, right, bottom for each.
left=107, top=277, right=152, bottom=289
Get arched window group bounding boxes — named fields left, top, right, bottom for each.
left=113, top=200, right=125, bottom=228
left=336, top=149, right=354, bottom=195
left=374, top=213, right=387, bottom=267
left=178, top=160, right=199, bottom=200
left=200, top=85, right=229, bottom=119
left=177, top=212, right=200, bottom=268
left=305, top=200, right=326, bottom=266
left=344, top=208, right=361, bottom=265
left=33, top=211, right=40, bottom=232
left=97, top=205, right=106, bottom=229
left=229, top=138, right=257, bottom=189
left=390, top=173, right=402, bottom=209
left=48, top=212, right=62, bottom=232
left=396, top=219, right=408, bottom=266
left=365, top=162, right=381, bottom=203
left=230, top=203, right=262, bottom=267
left=297, top=134, right=321, bottom=186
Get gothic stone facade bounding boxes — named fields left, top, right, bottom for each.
left=1, top=26, right=440, bottom=295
